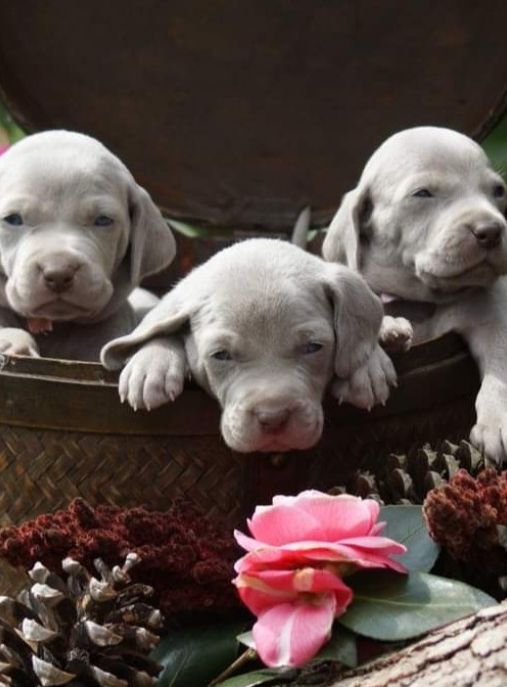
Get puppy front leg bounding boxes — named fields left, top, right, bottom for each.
left=0, top=308, right=39, bottom=357
left=470, top=373, right=507, bottom=465
left=379, top=315, right=414, bottom=352
left=465, top=326, right=507, bottom=465
left=331, top=344, right=397, bottom=410
left=118, top=336, right=187, bottom=411
left=426, top=292, right=507, bottom=465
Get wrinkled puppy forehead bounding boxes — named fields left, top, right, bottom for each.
left=0, top=130, right=131, bottom=201
left=363, top=126, right=492, bottom=188
left=199, top=287, right=331, bottom=338
left=189, top=239, right=334, bottom=343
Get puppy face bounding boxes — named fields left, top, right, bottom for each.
left=103, top=239, right=383, bottom=453
left=323, top=127, right=507, bottom=301
left=0, top=131, right=175, bottom=322
left=187, top=279, right=335, bottom=453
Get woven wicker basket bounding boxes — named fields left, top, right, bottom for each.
left=0, top=333, right=478, bottom=531
left=0, top=333, right=478, bottom=593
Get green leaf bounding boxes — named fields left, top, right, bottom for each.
left=380, top=505, right=440, bottom=572
left=152, top=621, right=248, bottom=687
left=215, top=668, right=292, bottom=687
left=339, top=571, right=496, bottom=641
left=313, top=625, right=357, bottom=667
left=238, top=625, right=357, bottom=669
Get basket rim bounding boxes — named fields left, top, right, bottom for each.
left=0, top=333, right=479, bottom=436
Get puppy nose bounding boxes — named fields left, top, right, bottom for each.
left=43, top=266, right=77, bottom=293
left=255, top=408, right=291, bottom=432
left=471, top=221, right=503, bottom=250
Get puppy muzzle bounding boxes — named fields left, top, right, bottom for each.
left=415, top=213, right=507, bottom=286
left=6, top=249, right=114, bottom=320
left=220, top=393, right=324, bottom=453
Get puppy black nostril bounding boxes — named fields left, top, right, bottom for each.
left=256, top=408, right=291, bottom=433
left=471, top=222, right=503, bottom=250
left=43, top=267, right=77, bottom=293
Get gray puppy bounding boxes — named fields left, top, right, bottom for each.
left=102, top=239, right=395, bottom=453
left=323, top=126, right=507, bottom=463
left=0, top=130, right=175, bottom=360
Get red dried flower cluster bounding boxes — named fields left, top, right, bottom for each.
left=0, top=498, right=241, bottom=618
left=423, top=468, right=507, bottom=560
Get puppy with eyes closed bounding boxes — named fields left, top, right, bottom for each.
left=0, top=130, right=175, bottom=360
left=323, top=126, right=507, bottom=463
left=101, top=238, right=396, bottom=453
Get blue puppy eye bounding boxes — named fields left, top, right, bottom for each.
left=3, top=213, right=23, bottom=226
left=412, top=189, right=433, bottom=198
left=302, top=342, right=323, bottom=354
left=212, top=350, right=233, bottom=361
left=493, top=185, right=506, bottom=198
left=94, top=215, right=114, bottom=227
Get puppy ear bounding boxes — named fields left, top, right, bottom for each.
left=325, top=264, right=383, bottom=378
left=101, top=292, right=191, bottom=370
left=128, top=184, right=176, bottom=285
left=322, top=187, right=372, bottom=270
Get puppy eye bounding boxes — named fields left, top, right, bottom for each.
left=211, top=350, right=233, bottom=361
left=3, top=213, right=23, bottom=226
left=94, top=215, right=114, bottom=227
left=411, top=189, right=433, bottom=198
left=493, top=185, right=506, bottom=198
left=302, top=342, right=323, bottom=354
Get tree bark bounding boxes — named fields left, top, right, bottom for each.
left=331, top=603, right=507, bottom=687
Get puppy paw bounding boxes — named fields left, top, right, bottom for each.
left=118, top=339, right=186, bottom=411
left=331, top=345, right=397, bottom=410
left=0, top=328, right=40, bottom=357
left=379, top=316, right=413, bottom=353
left=470, top=420, right=507, bottom=467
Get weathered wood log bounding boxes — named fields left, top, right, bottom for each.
left=331, top=603, right=507, bottom=687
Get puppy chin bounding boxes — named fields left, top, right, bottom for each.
left=416, top=254, right=500, bottom=292
left=220, top=406, right=323, bottom=453
left=5, top=281, right=114, bottom=321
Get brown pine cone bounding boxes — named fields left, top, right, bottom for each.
left=0, top=553, right=163, bottom=686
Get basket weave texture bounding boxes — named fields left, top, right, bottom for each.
left=0, top=427, right=242, bottom=529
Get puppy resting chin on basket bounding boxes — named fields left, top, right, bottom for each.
left=101, top=238, right=396, bottom=453
left=0, top=130, right=175, bottom=361
left=323, top=126, right=507, bottom=464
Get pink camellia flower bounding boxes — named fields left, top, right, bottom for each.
left=233, top=490, right=407, bottom=668
left=0, top=144, right=9, bottom=157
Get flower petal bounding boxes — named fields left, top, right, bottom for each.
left=247, top=567, right=353, bottom=595
left=234, top=573, right=298, bottom=614
left=294, top=492, right=380, bottom=540
left=248, top=504, right=321, bottom=545
left=234, top=566, right=354, bottom=616
left=253, top=596, right=339, bottom=667
left=339, top=536, right=407, bottom=553
left=271, top=490, right=346, bottom=508
left=235, top=539, right=407, bottom=574
left=234, top=529, right=264, bottom=555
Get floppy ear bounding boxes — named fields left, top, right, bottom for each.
left=322, top=187, right=372, bottom=270
left=101, top=291, right=191, bottom=370
left=128, top=183, right=176, bottom=285
left=325, top=264, right=383, bottom=378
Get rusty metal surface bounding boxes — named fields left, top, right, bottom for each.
left=0, top=1, right=505, bottom=229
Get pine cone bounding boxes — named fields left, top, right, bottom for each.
left=0, top=553, right=163, bottom=686
left=331, top=439, right=489, bottom=505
